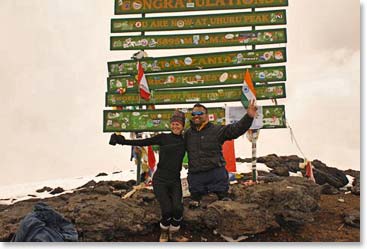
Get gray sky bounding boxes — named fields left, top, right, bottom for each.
left=0, top=0, right=360, bottom=187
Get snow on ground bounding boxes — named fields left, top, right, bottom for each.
left=0, top=170, right=137, bottom=205
left=344, top=175, right=355, bottom=189
left=235, top=162, right=271, bottom=174
left=0, top=163, right=355, bottom=205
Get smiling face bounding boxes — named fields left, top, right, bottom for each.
left=191, top=106, right=208, bottom=127
left=170, top=121, right=184, bottom=135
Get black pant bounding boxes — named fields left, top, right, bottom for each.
left=153, top=179, right=183, bottom=227
left=188, top=166, right=229, bottom=201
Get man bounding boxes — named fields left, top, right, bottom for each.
left=184, top=100, right=257, bottom=208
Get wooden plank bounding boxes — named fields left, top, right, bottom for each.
left=111, top=10, right=286, bottom=32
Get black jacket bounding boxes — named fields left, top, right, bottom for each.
left=123, top=133, right=185, bottom=182
left=184, top=114, right=253, bottom=173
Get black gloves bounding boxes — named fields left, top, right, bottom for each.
left=109, top=133, right=126, bottom=146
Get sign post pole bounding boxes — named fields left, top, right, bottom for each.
left=251, top=7, right=258, bottom=183
left=251, top=130, right=258, bottom=182
left=135, top=13, right=146, bottom=186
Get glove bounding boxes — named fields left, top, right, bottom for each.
left=109, top=134, right=125, bottom=146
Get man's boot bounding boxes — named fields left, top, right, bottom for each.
left=216, top=191, right=231, bottom=201
left=189, top=193, right=202, bottom=209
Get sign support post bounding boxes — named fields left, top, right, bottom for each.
left=251, top=7, right=258, bottom=182
left=135, top=13, right=146, bottom=186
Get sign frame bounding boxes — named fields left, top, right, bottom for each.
left=105, top=84, right=286, bottom=107
left=110, top=28, right=287, bottom=50
left=108, top=47, right=287, bottom=76
left=107, top=66, right=287, bottom=92
left=111, top=10, right=287, bottom=33
left=114, top=0, right=289, bottom=14
left=103, top=105, right=286, bottom=132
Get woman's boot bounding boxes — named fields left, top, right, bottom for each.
left=169, top=224, right=189, bottom=242
left=159, top=227, right=169, bottom=242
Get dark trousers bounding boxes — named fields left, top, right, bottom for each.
left=153, top=179, right=183, bottom=227
left=188, top=166, right=229, bottom=201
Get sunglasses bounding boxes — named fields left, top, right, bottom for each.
left=191, top=111, right=206, bottom=116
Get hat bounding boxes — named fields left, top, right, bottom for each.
left=170, top=110, right=185, bottom=126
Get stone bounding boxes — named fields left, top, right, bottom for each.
left=351, top=176, right=360, bottom=196
left=312, top=160, right=349, bottom=188
left=320, top=183, right=339, bottom=195
left=203, top=201, right=278, bottom=237
left=36, top=186, right=53, bottom=193
left=271, top=166, right=289, bottom=177
left=77, top=180, right=97, bottom=189
left=343, top=210, right=359, bottom=228
left=95, top=173, right=108, bottom=177
left=50, top=187, right=65, bottom=195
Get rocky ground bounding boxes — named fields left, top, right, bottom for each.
left=0, top=155, right=360, bottom=242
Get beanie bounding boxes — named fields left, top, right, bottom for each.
left=170, top=110, right=185, bottom=126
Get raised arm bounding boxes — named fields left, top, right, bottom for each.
left=217, top=100, right=257, bottom=143
left=109, top=133, right=163, bottom=147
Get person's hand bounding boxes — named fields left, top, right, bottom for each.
left=247, top=99, right=257, bottom=118
left=109, top=133, right=125, bottom=146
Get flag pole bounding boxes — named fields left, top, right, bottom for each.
left=251, top=7, right=258, bottom=182
left=134, top=13, right=145, bottom=185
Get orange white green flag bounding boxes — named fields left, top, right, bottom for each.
left=240, top=69, right=263, bottom=130
left=241, top=68, right=256, bottom=108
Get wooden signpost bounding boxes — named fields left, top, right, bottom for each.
left=105, top=0, right=289, bottom=183
left=114, top=0, right=288, bottom=14
left=107, top=66, right=286, bottom=92
left=111, top=28, right=287, bottom=50
left=108, top=47, right=286, bottom=76
left=103, top=105, right=286, bottom=132
left=111, top=10, right=286, bottom=32
left=106, top=84, right=286, bottom=106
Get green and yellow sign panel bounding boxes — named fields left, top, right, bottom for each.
left=106, top=84, right=286, bottom=106
left=108, top=47, right=286, bottom=76
left=104, top=107, right=225, bottom=132
left=111, top=10, right=286, bottom=32
left=115, top=0, right=288, bottom=14
left=108, top=66, right=286, bottom=93
left=259, top=105, right=286, bottom=129
left=111, top=28, right=286, bottom=50
left=103, top=105, right=286, bottom=132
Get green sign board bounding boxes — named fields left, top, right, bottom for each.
left=108, top=47, right=286, bottom=76
left=104, top=107, right=225, bottom=132
left=111, top=28, right=287, bottom=50
left=103, top=105, right=286, bottom=132
left=114, top=0, right=288, bottom=14
left=226, top=105, right=286, bottom=129
left=108, top=66, right=286, bottom=93
left=106, top=84, right=286, bottom=106
left=111, top=10, right=286, bottom=32
left=260, top=105, right=286, bottom=129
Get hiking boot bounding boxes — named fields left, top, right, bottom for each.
left=189, top=200, right=201, bottom=209
left=159, top=229, right=169, bottom=242
left=169, top=231, right=190, bottom=242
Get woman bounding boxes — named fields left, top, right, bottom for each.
left=109, top=110, right=188, bottom=242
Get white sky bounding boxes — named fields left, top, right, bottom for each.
left=0, top=0, right=361, bottom=187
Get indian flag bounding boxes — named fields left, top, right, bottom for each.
left=137, top=61, right=151, bottom=100
left=241, top=68, right=256, bottom=108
